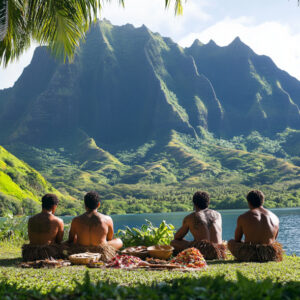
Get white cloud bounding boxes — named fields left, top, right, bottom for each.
left=2, top=2, right=300, bottom=90
left=0, top=45, right=37, bottom=90
left=100, top=0, right=212, bottom=40
left=179, top=17, right=300, bottom=80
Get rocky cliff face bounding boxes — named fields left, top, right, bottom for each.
left=187, top=37, right=300, bottom=137
left=0, top=20, right=299, bottom=148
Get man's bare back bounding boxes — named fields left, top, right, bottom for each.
left=28, top=212, right=64, bottom=245
left=228, top=190, right=283, bottom=262
left=68, top=191, right=123, bottom=250
left=68, top=211, right=113, bottom=246
left=235, top=207, right=279, bottom=244
left=176, top=209, right=222, bottom=244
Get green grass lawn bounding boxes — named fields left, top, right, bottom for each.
left=0, top=242, right=299, bottom=299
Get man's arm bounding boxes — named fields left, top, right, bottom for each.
left=55, top=219, right=64, bottom=244
left=174, top=217, right=189, bottom=240
left=234, top=216, right=243, bottom=242
left=107, top=217, right=114, bottom=241
left=67, top=219, right=77, bottom=243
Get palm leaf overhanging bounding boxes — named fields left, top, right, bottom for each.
left=0, top=0, right=183, bottom=67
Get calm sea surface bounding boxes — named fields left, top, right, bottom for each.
left=62, top=208, right=300, bottom=256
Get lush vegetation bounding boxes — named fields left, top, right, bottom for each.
left=0, top=21, right=300, bottom=216
left=3, top=127, right=299, bottom=216
left=0, top=146, right=77, bottom=216
left=0, top=242, right=299, bottom=299
left=116, top=220, right=175, bottom=247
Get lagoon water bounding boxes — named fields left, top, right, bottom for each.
left=63, top=208, right=300, bottom=256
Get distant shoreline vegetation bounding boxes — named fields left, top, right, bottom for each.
left=0, top=21, right=299, bottom=217
left=1, top=128, right=300, bottom=216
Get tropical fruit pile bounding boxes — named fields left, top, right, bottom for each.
left=171, top=248, right=207, bottom=268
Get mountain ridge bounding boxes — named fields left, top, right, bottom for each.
left=0, top=20, right=299, bottom=215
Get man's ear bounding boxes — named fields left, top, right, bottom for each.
left=97, top=202, right=100, bottom=209
left=52, top=205, right=57, bottom=214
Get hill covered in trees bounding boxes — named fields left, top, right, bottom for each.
left=0, top=146, right=76, bottom=215
left=0, top=20, right=299, bottom=215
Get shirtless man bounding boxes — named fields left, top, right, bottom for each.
left=171, top=191, right=225, bottom=260
left=68, top=191, right=123, bottom=250
left=22, top=194, right=64, bottom=261
left=228, top=190, right=282, bottom=262
left=28, top=193, right=64, bottom=245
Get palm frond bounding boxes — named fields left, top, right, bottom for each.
left=1, top=0, right=184, bottom=66
left=165, top=0, right=184, bottom=15
left=0, top=0, right=9, bottom=41
left=0, top=0, right=30, bottom=66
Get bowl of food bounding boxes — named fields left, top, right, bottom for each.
left=69, top=252, right=101, bottom=265
left=147, top=245, right=174, bottom=260
left=121, top=246, right=148, bottom=259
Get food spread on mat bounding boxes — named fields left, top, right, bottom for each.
left=122, top=246, right=147, bottom=253
left=106, top=254, right=142, bottom=268
left=20, top=247, right=207, bottom=271
left=171, top=248, right=207, bottom=269
left=121, top=246, right=148, bottom=258
left=20, top=259, right=71, bottom=269
left=146, top=257, right=169, bottom=265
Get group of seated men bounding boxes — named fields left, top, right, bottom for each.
left=23, top=189, right=283, bottom=262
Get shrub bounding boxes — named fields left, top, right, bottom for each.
left=116, top=220, right=175, bottom=248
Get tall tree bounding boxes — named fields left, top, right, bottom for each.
left=0, top=0, right=183, bottom=66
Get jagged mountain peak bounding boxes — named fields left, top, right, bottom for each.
left=206, top=39, right=218, bottom=47
left=189, top=39, right=204, bottom=48
left=227, top=36, right=252, bottom=53
left=0, top=20, right=299, bottom=148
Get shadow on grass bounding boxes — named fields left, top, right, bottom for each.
left=0, top=258, right=22, bottom=267
left=0, top=271, right=299, bottom=299
left=207, top=259, right=243, bottom=265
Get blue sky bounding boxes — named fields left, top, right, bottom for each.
left=1, top=0, right=300, bottom=89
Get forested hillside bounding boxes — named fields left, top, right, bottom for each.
left=0, top=20, right=299, bottom=215
left=0, top=146, right=76, bottom=215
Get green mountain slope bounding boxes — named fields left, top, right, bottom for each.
left=0, top=146, right=76, bottom=215
left=0, top=20, right=300, bottom=215
left=187, top=37, right=300, bottom=136
left=5, top=128, right=300, bottom=215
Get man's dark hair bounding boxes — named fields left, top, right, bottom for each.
left=192, top=191, right=210, bottom=209
left=42, top=194, right=59, bottom=210
left=84, top=191, right=100, bottom=210
left=246, top=190, right=264, bottom=208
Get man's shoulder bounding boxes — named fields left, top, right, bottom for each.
left=52, top=215, right=64, bottom=224
left=206, top=209, right=221, bottom=218
left=184, top=212, right=195, bottom=221
left=262, top=208, right=279, bottom=223
left=237, top=210, right=254, bottom=222
left=28, top=213, right=39, bottom=220
left=101, top=214, right=113, bottom=223
left=71, top=215, right=82, bottom=224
